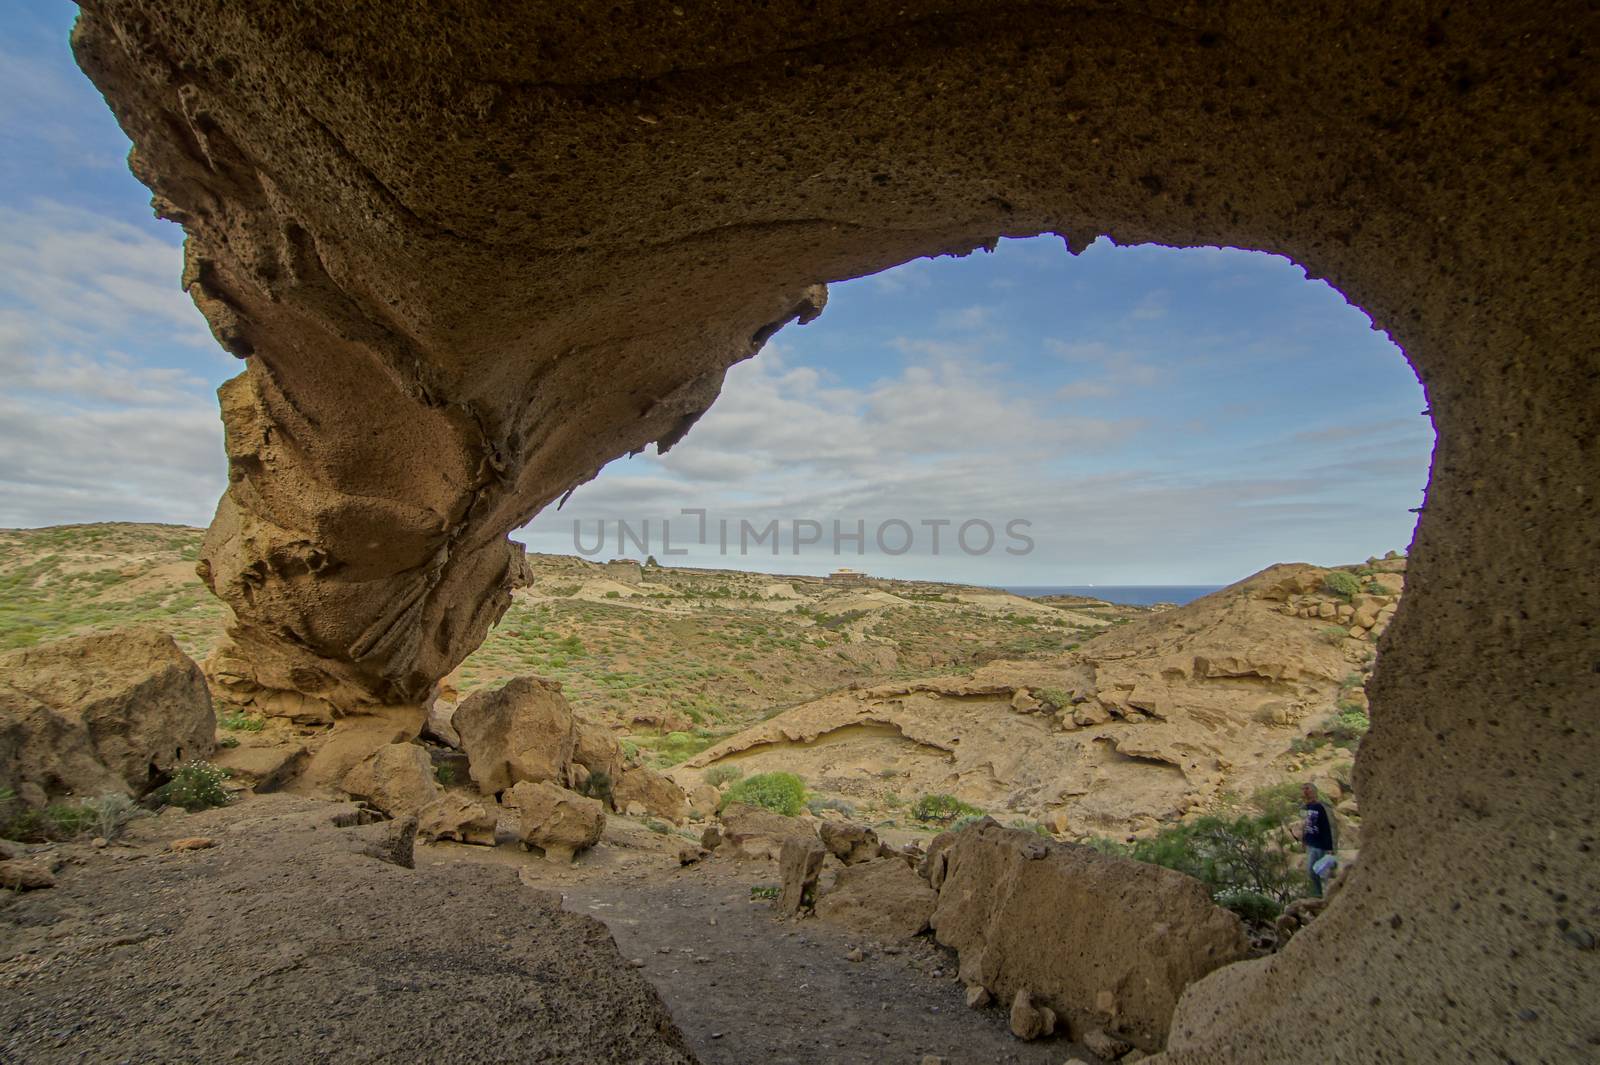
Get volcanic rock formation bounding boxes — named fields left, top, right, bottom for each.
left=69, top=4, right=1598, bottom=1061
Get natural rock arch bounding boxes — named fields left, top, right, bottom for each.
left=72, top=2, right=1595, bottom=1060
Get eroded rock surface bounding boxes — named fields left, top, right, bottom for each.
left=501, top=779, right=606, bottom=863
left=454, top=677, right=577, bottom=795
left=0, top=628, right=214, bottom=802
left=929, top=821, right=1249, bottom=1052
left=69, top=4, right=1600, bottom=1061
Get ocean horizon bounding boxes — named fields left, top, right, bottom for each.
left=1002, top=584, right=1224, bottom=606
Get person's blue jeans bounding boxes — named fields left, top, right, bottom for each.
left=1307, top=846, right=1329, bottom=897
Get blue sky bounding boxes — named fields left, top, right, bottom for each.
left=0, top=2, right=1435, bottom=585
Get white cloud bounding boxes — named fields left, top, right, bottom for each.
left=0, top=202, right=227, bottom=528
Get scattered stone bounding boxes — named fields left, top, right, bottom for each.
left=422, top=696, right=461, bottom=748
left=677, top=843, right=707, bottom=865
left=1009, top=988, right=1057, bottom=1041
left=627, top=958, right=645, bottom=968
left=1083, top=1028, right=1132, bottom=1059
left=846, top=947, right=864, bottom=963
left=91, top=837, right=108, bottom=849
left=700, top=825, right=724, bottom=851
left=965, top=984, right=992, bottom=1008
left=921, top=1056, right=948, bottom=1065
left=169, top=837, right=218, bottom=851
left=614, top=764, right=690, bottom=824
left=0, top=860, right=55, bottom=890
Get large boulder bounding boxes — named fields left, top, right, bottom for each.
left=776, top=836, right=827, bottom=916
left=717, top=802, right=815, bottom=860
left=501, top=780, right=605, bottom=863
left=571, top=715, right=627, bottom=800
left=815, top=856, right=937, bottom=940
left=454, top=677, right=576, bottom=795
left=613, top=765, right=689, bottom=824
left=0, top=628, right=215, bottom=803
left=929, top=821, right=1249, bottom=1052
left=339, top=742, right=441, bottom=815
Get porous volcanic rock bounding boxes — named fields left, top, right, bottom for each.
left=815, top=856, right=937, bottom=941
left=819, top=821, right=882, bottom=865
left=613, top=765, right=690, bottom=825
left=416, top=792, right=498, bottom=846
left=0, top=628, right=214, bottom=802
left=454, top=677, right=577, bottom=795
left=776, top=836, right=827, bottom=916
left=69, top=5, right=1600, bottom=1061
left=717, top=802, right=815, bottom=861
left=929, top=821, right=1248, bottom=1051
left=338, top=742, right=441, bottom=815
left=500, top=780, right=605, bottom=863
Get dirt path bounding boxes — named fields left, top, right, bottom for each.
left=524, top=858, right=1094, bottom=1065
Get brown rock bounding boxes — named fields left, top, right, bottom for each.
left=169, top=837, right=218, bottom=851
left=718, top=802, right=814, bottom=860
left=422, top=697, right=461, bottom=748
left=1011, top=689, right=1043, bottom=713
left=776, top=836, right=827, bottom=915
left=454, top=677, right=576, bottom=795
left=965, top=984, right=992, bottom=1009
left=930, top=822, right=1248, bottom=1051
left=417, top=793, right=497, bottom=845
left=571, top=715, right=627, bottom=802
left=1009, top=988, right=1057, bottom=1041
left=339, top=742, right=441, bottom=815
left=1084, top=1028, right=1132, bottom=1059
left=819, top=821, right=881, bottom=864
left=0, top=860, right=55, bottom=890
left=0, top=628, right=214, bottom=801
left=676, top=843, right=707, bottom=866
left=814, top=856, right=937, bottom=940
left=500, top=780, right=605, bottom=863
left=613, top=765, right=689, bottom=824
left=686, top=783, right=721, bottom=820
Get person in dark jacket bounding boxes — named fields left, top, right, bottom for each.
left=1296, top=782, right=1336, bottom=897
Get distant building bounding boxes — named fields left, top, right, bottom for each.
left=827, top=567, right=869, bottom=585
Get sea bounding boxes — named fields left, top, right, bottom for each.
left=1001, top=585, right=1224, bottom=606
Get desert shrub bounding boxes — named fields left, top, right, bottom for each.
left=1320, top=626, right=1349, bottom=646
left=1125, top=813, right=1300, bottom=905
left=148, top=761, right=230, bottom=812
left=1010, top=819, right=1053, bottom=836
left=218, top=736, right=240, bottom=749
left=911, top=793, right=984, bottom=825
left=749, top=884, right=779, bottom=900
left=721, top=771, right=807, bottom=816
left=0, top=791, right=108, bottom=842
left=577, top=770, right=613, bottom=806
left=85, top=793, right=144, bottom=840
left=703, top=764, right=743, bottom=788
left=1083, top=835, right=1133, bottom=857
left=1036, top=687, right=1072, bottom=708
left=1214, top=887, right=1283, bottom=923
left=435, top=764, right=456, bottom=786
left=603, top=591, right=621, bottom=599
left=1322, top=572, right=1362, bottom=601
left=1326, top=709, right=1370, bottom=746
left=643, top=818, right=670, bottom=834
left=806, top=796, right=857, bottom=818
left=218, top=712, right=265, bottom=732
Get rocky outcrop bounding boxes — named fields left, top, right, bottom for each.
left=454, top=678, right=576, bottom=795
left=338, top=742, right=441, bottom=816
left=0, top=629, right=214, bottom=803
left=928, top=821, right=1249, bottom=1052
left=500, top=780, right=605, bottom=863
left=71, top=4, right=1600, bottom=1062
left=571, top=716, right=627, bottom=800
left=815, top=856, right=937, bottom=941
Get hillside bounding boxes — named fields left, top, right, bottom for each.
left=672, top=559, right=1402, bottom=841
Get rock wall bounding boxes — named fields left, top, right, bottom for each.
left=69, top=3, right=1599, bottom=1060
left=929, top=821, right=1249, bottom=1051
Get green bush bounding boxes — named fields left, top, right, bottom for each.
left=578, top=770, right=613, bottom=806
left=1125, top=812, right=1301, bottom=905
left=807, top=796, right=857, bottom=818
left=218, top=712, right=265, bottom=732
left=643, top=818, right=670, bottom=834
left=1037, top=687, right=1072, bottom=708
left=721, top=772, right=807, bottom=816
left=704, top=764, right=743, bottom=788
left=1214, top=887, right=1283, bottom=923
left=1323, top=572, right=1362, bottom=601
left=435, top=764, right=456, bottom=786
left=148, top=761, right=230, bottom=812
left=1326, top=709, right=1370, bottom=746
left=911, top=793, right=985, bottom=825
left=749, top=884, right=779, bottom=900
